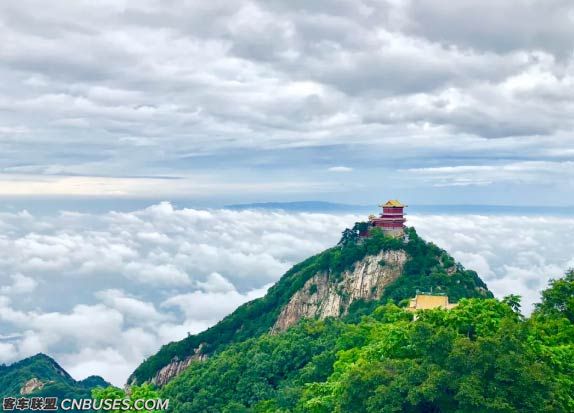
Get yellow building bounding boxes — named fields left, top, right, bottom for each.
left=407, top=293, right=457, bottom=311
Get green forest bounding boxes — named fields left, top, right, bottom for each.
left=4, top=227, right=573, bottom=412
left=150, top=269, right=573, bottom=412
left=130, top=227, right=491, bottom=385
left=123, top=227, right=573, bottom=412
left=0, top=354, right=109, bottom=408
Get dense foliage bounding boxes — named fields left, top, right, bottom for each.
left=4, top=231, right=572, bottom=412
left=0, top=354, right=109, bottom=411
left=160, top=271, right=574, bottom=412
left=131, top=227, right=491, bottom=384
left=92, top=384, right=163, bottom=413
left=162, top=320, right=343, bottom=412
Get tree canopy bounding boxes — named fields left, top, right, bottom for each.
left=159, top=270, right=574, bottom=412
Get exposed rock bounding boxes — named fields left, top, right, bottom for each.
left=151, top=343, right=207, bottom=387
left=273, top=250, right=407, bottom=332
left=20, top=378, right=45, bottom=395
left=142, top=250, right=407, bottom=386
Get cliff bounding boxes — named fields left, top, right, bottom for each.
left=151, top=344, right=207, bottom=387
left=161, top=272, right=574, bottom=412
left=129, top=227, right=492, bottom=387
left=273, top=250, right=407, bottom=331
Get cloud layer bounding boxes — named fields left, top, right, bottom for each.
left=0, top=204, right=573, bottom=385
left=0, top=0, right=573, bottom=388
left=0, top=204, right=354, bottom=384
left=0, top=1, right=573, bottom=204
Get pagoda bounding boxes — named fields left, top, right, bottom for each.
left=369, top=199, right=407, bottom=237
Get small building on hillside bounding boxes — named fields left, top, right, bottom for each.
left=406, top=293, right=457, bottom=312
left=369, top=199, right=407, bottom=237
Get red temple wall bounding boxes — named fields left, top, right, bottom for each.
left=381, top=223, right=404, bottom=228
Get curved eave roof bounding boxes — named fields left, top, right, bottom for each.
left=380, top=199, right=405, bottom=207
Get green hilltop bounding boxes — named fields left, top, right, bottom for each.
left=0, top=353, right=109, bottom=400
left=130, top=227, right=492, bottom=385
left=125, top=225, right=573, bottom=412
left=161, top=271, right=574, bottom=412
left=3, top=224, right=573, bottom=412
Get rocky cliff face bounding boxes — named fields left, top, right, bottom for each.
left=273, top=250, right=407, bottom=332
left=151, top=344, right=207, bottom=387
left=142, top=251, right=406, bottom=386
left=130, top=226, right=494, bottom=388
left=20, top=378, right=46, bottom=395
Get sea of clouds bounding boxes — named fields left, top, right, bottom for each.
left=0, top=203, right=573, bottom=386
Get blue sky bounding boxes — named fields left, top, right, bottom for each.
left=1, top=0, right=573, bottom=206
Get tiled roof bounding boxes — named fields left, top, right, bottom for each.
left=382, top=199, right=404, bottom=207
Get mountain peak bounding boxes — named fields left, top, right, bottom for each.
left=130, top=226, right=491, bottom=387
left=27, top=353, right=58, bottom=364
left=0, top=353, right=110, bottom=398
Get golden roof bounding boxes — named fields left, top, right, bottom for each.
left=380, top=199, right=405, bottom=207
left=407, top=294, right=457, bottom=311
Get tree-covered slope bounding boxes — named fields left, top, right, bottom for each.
left=160, top=271, right=574, bottom=412
left=130, top=227, right=492, bottom=385
left=0, top=353, right=109, bottom=399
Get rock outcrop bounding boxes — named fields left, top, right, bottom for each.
left=273, top=249, right=407, bottom=332
left=20, top=378, right=46, bottom=395
left=151, top=344, right=207, bottom=387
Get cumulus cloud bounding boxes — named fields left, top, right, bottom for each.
left=0, top=204, right=572, bottom=385
left=161, top=284, right=271, bottom=324
left=0, top=273, right=37, bottom=295
left=0, top=204, right=354, bottom=385
left=409, top=214, right=574, bottom=313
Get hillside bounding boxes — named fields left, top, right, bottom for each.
left=0, top=353, right=109, bottom=399
left=3, top=227, right=573, bottom=412
left=129, top=227, right=492, bottom=387
left=161, top=271, right=574, bottom=412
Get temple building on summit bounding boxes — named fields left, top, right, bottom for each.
left=368, top=199, right=407, bottom=237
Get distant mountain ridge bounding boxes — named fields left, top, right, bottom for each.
left=225, top=201, right=371, bottom=212
left=225, top=201, right=574, bottom=215
left=0, top=353, right=109, bottom=399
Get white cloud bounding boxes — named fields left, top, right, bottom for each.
left=123, top=262, right=191, bottom=286
left=197, top=272, right=237, bottom=293
left=409, top=214, right=574, bottom=313
left=65, top=347, right=137, bottom=389
left=0, top=204, right=572, bottom=386
left=161, top=284, right=271, bottom=324
left=328, top=166, right=353, bottom=172
left=0, top=204, right=354, bottom=385
left=95, top=290, right=167, bottom=324
left=404, top=161, right=574, bottom=187
left=0, top=273, right=37, bottom=294
left=0, top=341, right=17, bottom=363
left=0, top=1, right=573, bottom=203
